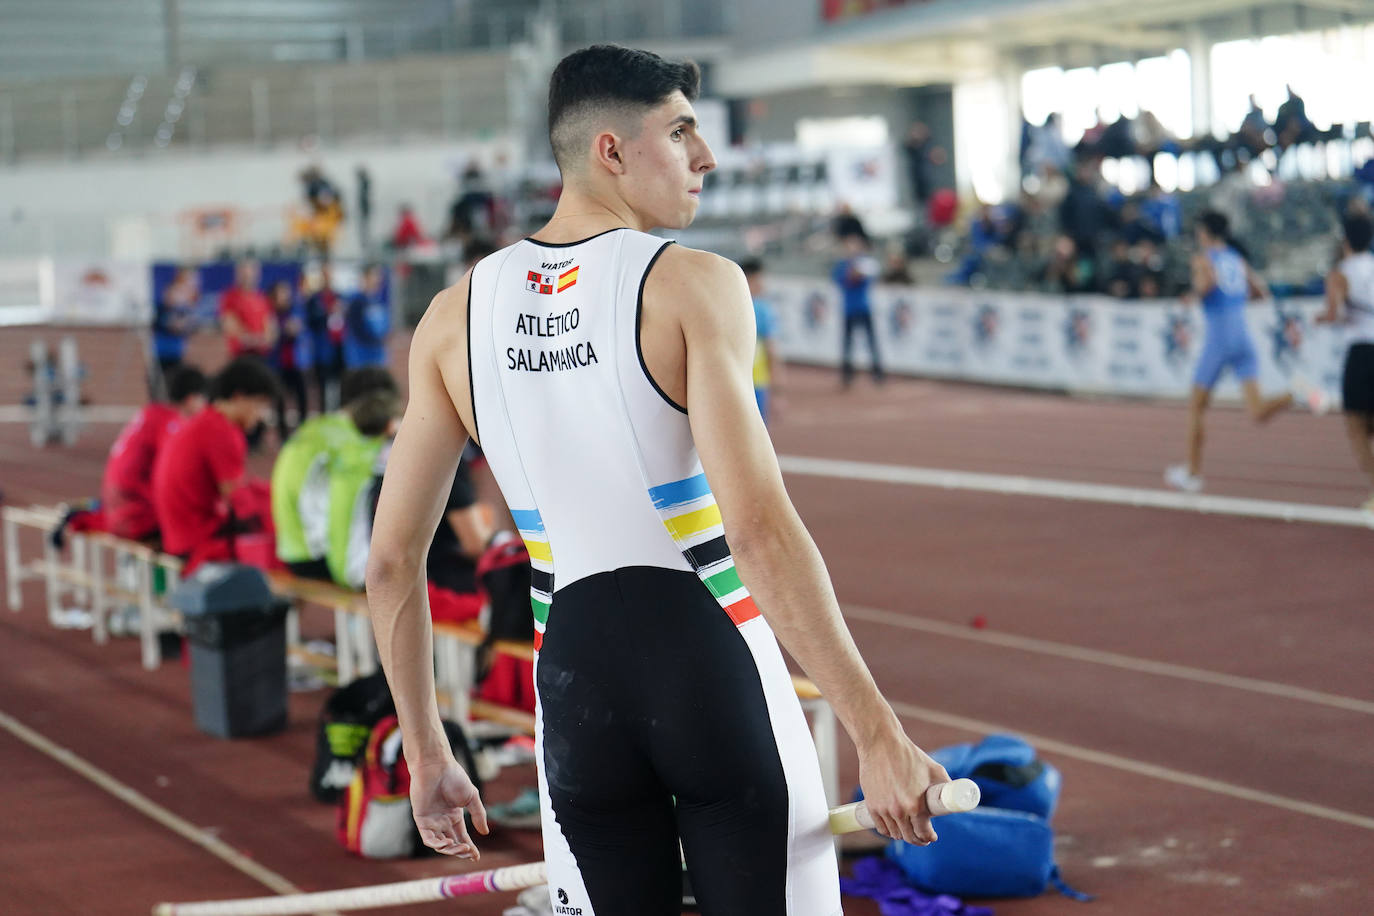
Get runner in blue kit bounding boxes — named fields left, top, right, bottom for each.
left=366, top=44, right=948, bottom=916
left=1165, top=210, right=1305, bottom=492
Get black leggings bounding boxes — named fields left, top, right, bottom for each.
left=535, top=566, right=838, bottom=916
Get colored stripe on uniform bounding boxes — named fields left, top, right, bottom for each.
left=649, top=472, right=712, bottom=510
left=664, top=503, right=723, bottom=540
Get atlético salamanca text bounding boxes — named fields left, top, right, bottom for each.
left=507, top=341, right=599, bottom=372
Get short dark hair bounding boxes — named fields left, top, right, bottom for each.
left=1198, top=210, right=1230, bottom=241
left=1345, top=213, right=1373, bottom=253
left=339, top=367, right=398, bottom=408
left=738, top=258, right=764, bottom=277
left=346, top=389, right=401, bottom=437
left=548, top=45, right=701, bottom=169
left=209, top=356, right=281, bottom=402
left=165, top=365, right=207, bottom=404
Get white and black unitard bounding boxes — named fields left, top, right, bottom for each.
left=467, top=228, right=840, bottom=915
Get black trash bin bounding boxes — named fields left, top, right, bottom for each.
left=171, top=563, right=290, bottom=738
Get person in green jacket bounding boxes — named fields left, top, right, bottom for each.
left=271, top=367, right=398, bottom=580
left=325, top=388, right=402, bottom=589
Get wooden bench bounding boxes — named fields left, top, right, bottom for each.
left=3, top=505, right=183, bottom=669
left=4, top=506, right=842, bottom=804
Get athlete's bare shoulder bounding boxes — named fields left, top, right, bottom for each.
left=413, top=270, right=472, bottom=357
left=648, top=244, right=750, bottom=325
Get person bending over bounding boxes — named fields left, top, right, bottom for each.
left=103, top=365, right=207, bottom=544
left=271, top=367, right=399, bottom=581
left=152, top=356, right=280, bottom=573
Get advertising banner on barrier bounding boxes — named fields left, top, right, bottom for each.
left=768, top=278, right=1345, bottom=404
left=52, top=260, right=151, bottom=325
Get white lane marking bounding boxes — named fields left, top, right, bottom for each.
left=845, top=604, right=1374, bottom=715
left=888, top=700, right=1374, bottom=831
left=0, top=405, right=136, bottom=423
left=778, top=454, right=1374, bottom=528
left=0, top=708, right=341, bottom=916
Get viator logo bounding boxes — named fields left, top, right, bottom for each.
left=553, top=887, right=583, bottom=914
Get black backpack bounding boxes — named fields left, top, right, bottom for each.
left=310, top=672, right=395, bottom=803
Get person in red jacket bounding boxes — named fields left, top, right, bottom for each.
left=219, top=259, right=278, bottom=359
left=102, top=366, right=208, bottom=543
left=152, top=356, right=281, bottom=572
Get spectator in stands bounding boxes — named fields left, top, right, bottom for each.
left=305, top=262, right=345, bottom=413
left=1059, top=157, right=1114, bottom=257
left=881, top=244, right=915, bottom=284
left=151, top=356, right=281, bottom=572
left=325, top=389, right=403, bottom=590
left=1118, top=200, right=1164, bottom=247
left=272, top=368, right=399, bottom=581
left=220, top=259, right=277, bottom=360
left=298, top=165, right=345, bottom=257
left=343, top=263, right=391, bottom=369
left=446, top=163, right=495, bottom=246
left=740, top=258, right=784, bottom=425
left=151, top=266, right=200, bottom=396
left=356, top=165, right=373, bottom=252
left=902, top=121, right=937, bottom=206
left=1275, top=84, right=1312, bottom=149
left=832, top=233, right=884, bottom=388
left=102, top=366, right=208, bottom=543
left=389, top=204, right=428, bottom=251
left=1041, top=234, right=1097, bottom=294
left=832, top=202, right=868, bottom=243
left=269, top=278, right=311, bottom=442
left=1102, top=238, right=1140, bottom=299
left=1023, top=113, right=1071, bottom=177
left=1210, top=158, right=1253, bottom=241
left=1238, top=95, right=1270, bottom=156
left=1141, top=178, right=1182, bottom=241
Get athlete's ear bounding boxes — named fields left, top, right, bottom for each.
left=593, top=131, right=626, bottom=174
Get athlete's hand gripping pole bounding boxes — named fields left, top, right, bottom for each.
left=827, top=777, right=981, bottom=834
left=153, top=780, right=981, bottom=916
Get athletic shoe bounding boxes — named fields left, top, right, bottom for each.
left=1164, top=464, right=1204, bottom=493
left=487, top=786, right=542, bottom=830
left=1290, top=370, right=1331, bottom=415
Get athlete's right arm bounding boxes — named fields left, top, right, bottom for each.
left=366, top=278, right=488, bottom=858
left=1190, top=252, right=1215, bottom=301
left=667, top=248, right=947, bottom=846
left=1317, top=267, right=1347, bottom=324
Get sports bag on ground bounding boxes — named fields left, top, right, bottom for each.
left=336, top=714, right=482, bottom=858
left=309, top=672, right=395, bottom=803
left=885, top=734, right=1090, bottom=901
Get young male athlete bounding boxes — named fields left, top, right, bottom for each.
left=367, top=45, right=947, bottom=916
left=1165, top=211, right=1301, bottom=492
left=1316, top=213, right=1374, bottom=511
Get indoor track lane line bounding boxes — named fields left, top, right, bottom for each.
left=0, top=707, right=343, bottom=916
left=843, top=603, right=1374, bottom=715
left=887, top=699, right=1374, bottom=832
left=779, top=454, right=1374, bottom=528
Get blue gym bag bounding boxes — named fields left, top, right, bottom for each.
left=884, top=734, right=1090, bottom=901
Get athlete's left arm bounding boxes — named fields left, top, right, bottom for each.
left=366, top=280, right=488, bottom=857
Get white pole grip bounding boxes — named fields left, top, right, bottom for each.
left=827, top=778, right=980, bottom=834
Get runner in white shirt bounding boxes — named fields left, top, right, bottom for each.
left=1317, top=213, right=1374, bottom=511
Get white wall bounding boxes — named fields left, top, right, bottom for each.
left=0, top=135, right=520, bottom=261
